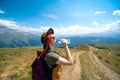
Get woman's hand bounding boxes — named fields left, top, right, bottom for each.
left=60, top=39, right=68, bottom=47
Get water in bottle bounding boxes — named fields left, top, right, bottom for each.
left=57, top=38, right=70, bottom=44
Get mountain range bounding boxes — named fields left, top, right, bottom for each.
left=0, top=26, right=120, bottom=48
left=0, top=26, right=41, bottom=48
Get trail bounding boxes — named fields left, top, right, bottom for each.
left=89, top=46, right=120, bottom=80
left=0, top=46, right=120, bottom=80
left=59, top=51, right=83, bottom=80
left=59, top=46, right=120, bottom=80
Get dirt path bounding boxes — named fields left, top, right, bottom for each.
left=59, top=46, right=120, bottom=80
left=0, top=46, right=120, bottom=80
left=59, top=51, right=84, bottom=80
left=89, top=46, right=120, bottom=80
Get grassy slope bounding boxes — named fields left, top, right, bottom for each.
left=0, top=46, right=41, bottom=80
left=90, top=44, right=120, bottom=75
left=0, top=44, right=120, bottom=80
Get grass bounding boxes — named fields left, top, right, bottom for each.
left=79, top=51, right=110, bottom=80
left=0, top=46, right=41, bottom=80
left=0, top=46, right=65, bottom=80
left=0, top=44, right=120, bottom=80
left=73, top=45, right=90, bottom=51
left=91, top=44, right=120, bottom=75
left=94, top=50, right=120, bottom=75
left=0, top=47, right=40, bottom=60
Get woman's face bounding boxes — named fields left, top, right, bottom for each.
left=50, top=34, right=56, bottom=45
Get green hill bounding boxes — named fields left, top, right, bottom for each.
left=0, top=44, right=120, bottom=80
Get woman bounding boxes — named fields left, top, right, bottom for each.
left=41, top=28, right=73, bottom=80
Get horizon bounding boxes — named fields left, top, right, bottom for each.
left=0, top=0, right=120, bottom=37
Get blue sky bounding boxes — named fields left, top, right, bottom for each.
left=0, top=0, right=120, bottom=36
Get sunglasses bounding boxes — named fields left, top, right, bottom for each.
left=51, top=37, right=56, bottom=39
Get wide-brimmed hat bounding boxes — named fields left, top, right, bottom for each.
left=41, top=28, right=54, bottom=44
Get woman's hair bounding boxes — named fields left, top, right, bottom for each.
left=41, top=28, right=54, bottom=53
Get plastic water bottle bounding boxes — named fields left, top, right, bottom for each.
left=57, top=39, right=70, bottom=44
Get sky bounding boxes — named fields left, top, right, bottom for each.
left=0, top=0, right=120, bottom=36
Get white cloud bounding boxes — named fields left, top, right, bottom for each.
left=112, top=10, right=120, bottom=16
left=54, top=20, right=120, bottom=36
left=0, top=10, right=5, bottom=14
left=92, top=21, right=99, bottom=27
left=0, top=19, right=19, bottom=29
left=0, top=19, right=120, bottom=37
left=94, top=11, right=106, bottom=15
left=0, top=19, right=42, bottom=33
left=104, top=20, right=120, bottom=32
left=54, top=25, right=109, bottom=36
left=42, top=14, right=59, bottom=19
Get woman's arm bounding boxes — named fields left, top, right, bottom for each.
left=56, top=39, right=73, bottom=65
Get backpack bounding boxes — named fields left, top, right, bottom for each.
left=31, top=50, right=57, bottom=80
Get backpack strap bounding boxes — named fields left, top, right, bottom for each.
left=42, top=49, right=52, bottom=58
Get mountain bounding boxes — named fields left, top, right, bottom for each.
left=67, top=36, right=120, bottom=47
left=0, top=26, right=41, bottom=48
left=56, top=33, right=120, bottom=47
left=0, top=26, right=120, bottom=48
